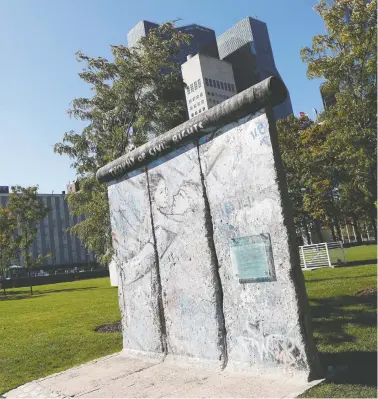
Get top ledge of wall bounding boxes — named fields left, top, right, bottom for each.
left=96, top=76, right=287, bottom=183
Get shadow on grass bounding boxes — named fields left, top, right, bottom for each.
left=0, top=286, right=98, bottom=301
left=345, top=259, right=377, bottom=267
left=309, top=293, right=377, bottom=388
left=307, top=273, right=377, bottom=283
left=310, top=294, right=377, bottom=344
left=320, top=351, right=377, bottom=387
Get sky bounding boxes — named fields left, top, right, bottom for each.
left=0, top=0, right=325, bottom=194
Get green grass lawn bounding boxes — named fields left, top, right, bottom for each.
left=0, top=245, right=376, bottom=397
left=300, top=246, right=377, bottom=398
left=0, top=278, right=122, bottom=394
left=344, top=244, right=377, bottom=263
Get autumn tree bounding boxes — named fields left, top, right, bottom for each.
left=0, top=208, right=16, bottom=295
left=8, top=186, right=50, bottom=294
left=54, top=22, right=191, bottom=264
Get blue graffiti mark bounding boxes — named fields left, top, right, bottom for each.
left=224, top=202, right=234, bottom=216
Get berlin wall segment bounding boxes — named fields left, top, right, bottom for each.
left=99, top=77, right=323, bottom=381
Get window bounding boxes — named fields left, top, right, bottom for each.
left=195, top=111, right=198, bottom=115
left=186, top=86, right=190, bottom=94
left=209, top=79, right=213, bottom=87
left=205, top=77, right=209, bottom=86
left=197, top=102, right=200, bottom=107
left=198, top=79, right=202, bottom=88
left=190, top=106, right=192, bottom=110
left=212, top=79, right=216, bottom=87
left=191, top=113, right=194, bottom=117
left=231, top=84, right=235, bottom=92
left=207, top=92, right=210, bottom=95
left=194, top=104, right=196, bottom=108
left=199, top=109, right=201, bottom=113
left=216, top=80, right=220, bottom=89
left=200, top=93, right=203, bottom=97
left=196, top=95, right=199, bottom=99
left=194, top=81, right=198, bottom=90
left=220, top=81, right=224, bottom=90
left=227, top=83, right=231, bottom=91
left=201, top=100, right=204, bottom=104
left=190, top=83, right=194, bottom=92
left=203, top=107, right=205, bottom=111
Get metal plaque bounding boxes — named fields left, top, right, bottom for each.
left=229, top=234, right=276, bottom=283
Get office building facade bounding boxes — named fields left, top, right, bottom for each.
left=182, top=54, right=236, bottom=119
left=217, top=17, right=293, bottom=120
left=320, top=85, right=337, bottom=110
left=127, top=20, right=219, bottom=63
left=0, top=191, right=95, bottom=268
left=128, top=18, right=293, bottom=121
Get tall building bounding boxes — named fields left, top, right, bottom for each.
left=182, top=54, right=237, bottom=119
left=217, top=17, right=293, bottom=121
left=67, top=180, right=80, bottom=194
left=0, top=190, right=95, bottom=268
left=320, top=85, right=337, bottom=110
left=127, top=20, right=219, bottom=63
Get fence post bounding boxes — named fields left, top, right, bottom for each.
left=301, top=246, right=307, bottom=269
left=325, top=242, right=332, bottom=267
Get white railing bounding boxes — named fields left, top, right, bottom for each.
left=299, top=241, right=346, bottom=269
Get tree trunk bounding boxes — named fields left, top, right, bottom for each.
left=371, top=217, right=377, bottom=241
left=334, top=217, right=343, bottom=241
left=352, top=216, right=362, bottom=245
left=28, top=270, right=33, bottom=295
left=314, top=218, right=324, bottom=243
left=303, top=220, right=312, bottom=245
left=329, top=222, right=337, bottom=241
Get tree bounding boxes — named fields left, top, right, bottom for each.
left=301, top=0, right=377, bottom=237
left=54, top=22, right=191, bottom=264
left=0, top=208, right=16, bottom=295
left=277, top=115, right=315, bottom=243
left=8, top=186, right=50, bottom=295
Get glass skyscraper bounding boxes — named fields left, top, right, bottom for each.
left=217, top=17, right=293, bottom=120
left=127, top=20, right=218, bottom=64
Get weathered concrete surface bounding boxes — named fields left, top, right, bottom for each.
left=108, top=172, right=164, bottom=354
left=4, top=353, right=324, bottom=398
left=101, top=77, right=322, bottom=381
left=199, top=110, right=321, bottom=379
left=147, top=143, right=225, bottom=363
left=97, top=77, right=288, bottom=183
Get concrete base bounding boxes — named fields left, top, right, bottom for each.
left=4, top=353, right=324, bottom=399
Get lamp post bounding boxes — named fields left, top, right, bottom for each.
left=53, top=256, right=56, bottom=275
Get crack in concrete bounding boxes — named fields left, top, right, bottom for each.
left=146, top=167, right=168, bottom=355
left=196, top=141, right=228, bottom=370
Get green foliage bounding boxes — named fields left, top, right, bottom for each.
left=8, top=186, right=50, bottom=290
left=301, top=0, right=377, bottom=216
left=278, top=0, right=377, bottom=240
left=54, top=22, right=191, bottom=263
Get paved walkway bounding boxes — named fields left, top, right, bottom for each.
left=4, top=353, right=323, bottom=398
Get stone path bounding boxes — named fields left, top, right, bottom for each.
left=4, top=353, right=323, bottom=398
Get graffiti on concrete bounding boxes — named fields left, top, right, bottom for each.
left=108, top=122, right=204, bottom=178
left=237, top=320, right=305, bottom=367
left=250, top=118, right=270, bottom=146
